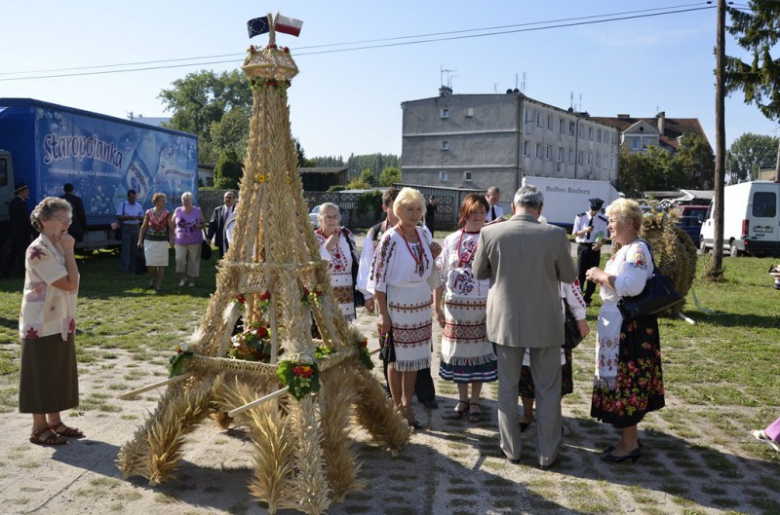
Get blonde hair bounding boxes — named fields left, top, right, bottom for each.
left=30, top=197, right=72, bottom=232
left=605, top=198, right=643, bottom=231
left=392, top=187, right=425, bottom=216
left=152, top=192, right=166, bottom=205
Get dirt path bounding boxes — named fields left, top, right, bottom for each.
left=0, top=308, right=777, bottom=515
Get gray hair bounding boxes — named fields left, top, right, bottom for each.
left=513, top=185, right=544, bottom=209
left=181, top=191, right=194, bottom=202
left=487, top=186, right=500, bottom=196
left=30, top=197, right=72, bottom=232
left=318, top=202, right=340, bottom=217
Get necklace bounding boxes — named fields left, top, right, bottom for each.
left=456, top=229, right=479, bottom=268
left=396, top=224, right=422, bottom=267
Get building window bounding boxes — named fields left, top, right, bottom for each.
left=570, top=121, right=575, bottom=136
left=559, top=119, right=566, bottom=133
left=569, top=149, right=574, bottom=164
left=463, top=171, right=473, bottom=182
left=631, top=138, right=639, bottom=150
left=535, top=112, right=542, bottom=128
left=597, top=129, right=602, bottom=143
left=523, top=140, right=531, bottom=156
left=578, top=125, right=583, bottom=138
left=536, top=143, right=543, bottom=159
left=442, top=141, right=449, bottom=150
left=466, top=107, right=474, bottom=117
left=439, top=171, right=449, bottom=182
left=577, top=152, right=583, bottom=165
left=547, top=114, right=553, bottom=131
left=596, top=153, right=601, bottom=166
left=546, top=145, right=552, bottom=160
left=524, top=109, right=530, bottom=123
left=440, top=109, right=449, bottom=119
left=557, top=147, right=564, bottom=163
left=588, top=127, right=593, bottom=141
left=587, top=153, right=592, bottom=166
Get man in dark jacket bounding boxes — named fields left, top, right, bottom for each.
left=4, top=182, right=35, bottom=277
left=60, top=183, right=88, bottom=244
left=207, top=191, right=235, bottom=258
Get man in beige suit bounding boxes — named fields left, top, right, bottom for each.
left=473, top=185, right=576, bottom=468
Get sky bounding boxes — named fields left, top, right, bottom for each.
left=1, top=0, right=777, bottom=160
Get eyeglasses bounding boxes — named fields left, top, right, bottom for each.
left=53, top=215, right=72, bottom=224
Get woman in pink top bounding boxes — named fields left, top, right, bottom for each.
left=170, top=191, right=204, bottom=287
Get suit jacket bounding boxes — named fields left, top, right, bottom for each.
left=472, top=213, right=576, bottom=349
left=207, top=204, right=234, bottom=254
left=9, top=195, right=34, bottom=240
left=61, top=193, right=88, bottom=237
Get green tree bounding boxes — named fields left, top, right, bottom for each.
left=359, top=168, right=377, bottom=187
left=726, top=1, right=780, bottom=179
left=378, top=166, right=402, bottom=187
left=213, top=150, right=243, bottom=190
left=159, top=70, right=252, bottom=163
left=346, top=177, right=372, bottom=190
left=674, top=133, right=715, bottom=189
left=727, top=132, right=779, bottom=183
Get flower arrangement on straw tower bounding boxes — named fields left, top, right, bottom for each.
left=116, top=14, right=409, bottom=514
left=613, top=201, right=697, bottom=317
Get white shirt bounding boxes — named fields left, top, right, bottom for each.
left=485, top=203, right=505, bottom=223
left=367, top=226, right=433, bottom=294
left=117, top=200, right=145, bottom=225
left=573, top=211, right=609, bottom=244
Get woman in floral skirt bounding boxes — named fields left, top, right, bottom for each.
left=586, top=198, right=665, bottom=464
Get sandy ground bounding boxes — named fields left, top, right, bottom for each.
left=1, top=248, right=779, bottom=515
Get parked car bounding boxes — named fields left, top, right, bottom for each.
left=673, top=205, right=707, bottom=244
left=309, top=205, right=320, bottom=229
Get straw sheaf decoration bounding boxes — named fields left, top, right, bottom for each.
left=614, top=202, right=697, bottom=316
left=117, top=23, right=409, bottom=513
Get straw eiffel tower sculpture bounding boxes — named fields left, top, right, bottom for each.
left=117, top=16, right=410, bottom=514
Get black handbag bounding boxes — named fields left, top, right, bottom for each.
left=200, top=228, right=212, bottom=260
left=563, top=303, right=583, bottom=350
left=134, top=252, right=146, bottom=274
left=617, top=240, right=682, bottom=320
left=342, top=228, right=365, bottom=308
left=379, top=331, right=396, bottom=363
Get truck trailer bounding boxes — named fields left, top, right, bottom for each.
left=520, top=176, right=620, bottom=230
left=0, top=98, right=198, bottom=250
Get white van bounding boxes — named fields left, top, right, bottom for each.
left=699, top=181, right=780, bottom=256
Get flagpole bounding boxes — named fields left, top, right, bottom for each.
left=269, top=12, right=276, bottom=46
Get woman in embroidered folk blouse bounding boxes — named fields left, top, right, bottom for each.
left=369, top=187, right=434, bottom=428
left=433, top=194, right=497, bottom=423
left=19, top=197, right=84, bottom=445
left=586, top=198, right=665, bottom=463
left=138, top=192, right=173, bottom=291
left=315, top=202, right=360, bottom=321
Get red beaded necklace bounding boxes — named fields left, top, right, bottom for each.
left=456, top=228, right=479, bottom=268
left=395, top=224, right=422, bottom=267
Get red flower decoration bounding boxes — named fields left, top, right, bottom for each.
left=292, top=365, right=314, bottom=378
left=260, top=290, right=271, bottom=301
left=359, top=339, right=368, bottom=348
left=302, top=287, right=310, bottom=297
left=255, top=326, right=269, bottom=338
left=25, top=327, right=39, bottom=339
left=234, top=294, right=246, bottom=304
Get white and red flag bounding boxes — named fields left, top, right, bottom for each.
left=275, top=15, right=303, bottom=37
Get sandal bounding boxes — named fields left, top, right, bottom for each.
left=30, top=427, right=67, bottom=446
left=448, top=400, right=469, bottom=419
left=50, top=421, right=85, bottom=438
left=468, top=403, right=482, bottom=423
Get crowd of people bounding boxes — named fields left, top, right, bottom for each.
left=15, top=182, right=779, bottom=470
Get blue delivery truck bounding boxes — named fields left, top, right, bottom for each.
left=0, top=98, right=198, bottom=250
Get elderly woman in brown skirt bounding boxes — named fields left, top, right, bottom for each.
left=19, top=197, right=84, bottom=445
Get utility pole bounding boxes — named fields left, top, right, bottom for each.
left=710, top=0, right=726, bottom=277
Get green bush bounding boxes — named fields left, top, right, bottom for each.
left=328, top=185, right=346, bottom=192
left=356, top=190, right=383, bottom=215
left=213, top=150, right=243, bottom=190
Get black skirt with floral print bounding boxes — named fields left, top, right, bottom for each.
left=591, top=315, right=665, bottom=428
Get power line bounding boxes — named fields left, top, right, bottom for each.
left=0, top=4, right=716, bottom=82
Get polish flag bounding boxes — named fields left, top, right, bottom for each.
left=275, top=15, right=303, bottom=37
